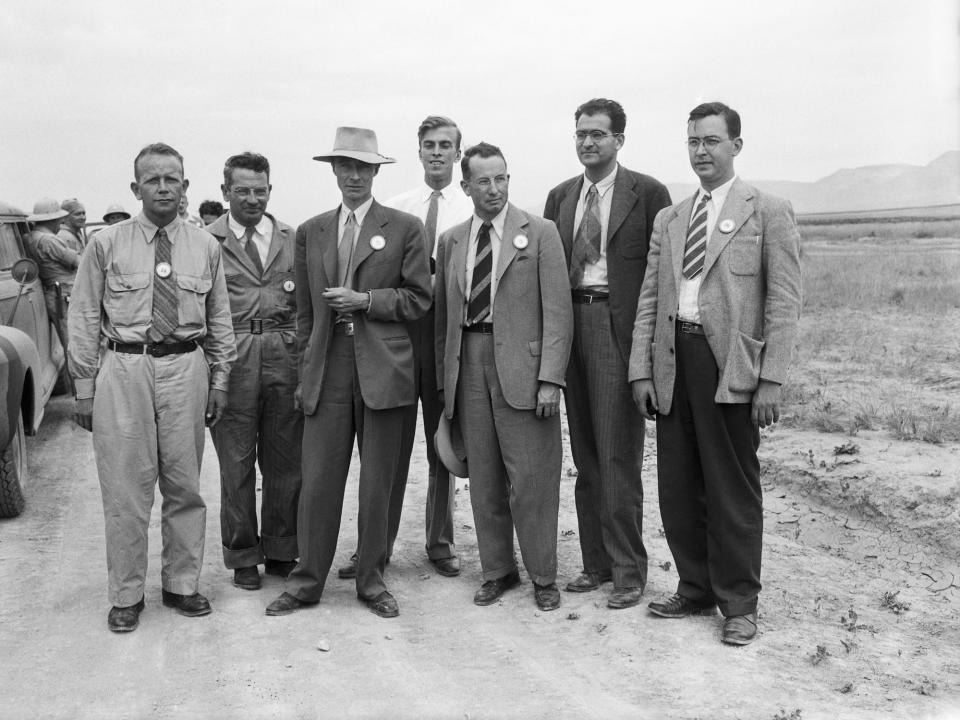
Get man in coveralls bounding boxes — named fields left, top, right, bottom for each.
left=69, top=142, right=236, bottom=633
left=206, top=152, right=302, bottom=591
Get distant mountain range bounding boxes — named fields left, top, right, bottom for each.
left=666, top=151, right=960, bottom=214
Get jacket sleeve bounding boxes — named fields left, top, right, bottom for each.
left=758, top=195, right=802, bottom=385
left=536, top=219, right=573, bottom=386
left=203, top=241, right=237, bottom=392
left=628, top=207, right=668, bottom=382
left=294, top=224, right=313, bottom=382
left=66, top=236, right=107, bottom=399
left=434, top=232, right=450, bottom=394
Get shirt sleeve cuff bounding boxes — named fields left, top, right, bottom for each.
left=209, top=369, right=230, bottom=393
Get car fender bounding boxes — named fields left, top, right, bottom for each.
left=0, top=326, right=42, bottom=448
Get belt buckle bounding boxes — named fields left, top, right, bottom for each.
left=250, top=318, right=263, bottom=335
left=146, top=344, right=161, bottom=357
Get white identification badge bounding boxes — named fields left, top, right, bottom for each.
left=719, top=219, right=735, bottom=234
left=370, top=235, right=386, bottom=250
left=283, top=280, right=295, bottom=292
left=513, top=235, right=528, bottom=250
left=155, top=262, right=172, bottom=278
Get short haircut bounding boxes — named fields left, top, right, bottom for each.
left=417, top=116, right=462, bottom=150
left=460, top=142, right=505, bottom=180
left=575, top=98, right=627, bottom=134
left=223, top=152, right=271, bottom=186
left=134, top=142, right=184, bottom=180
left=198, top=200, right=224, bottom=217
left=688, top=102, right=741, bottom=139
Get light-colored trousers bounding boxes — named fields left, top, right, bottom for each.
left=93, top=348, right=209, bottom=606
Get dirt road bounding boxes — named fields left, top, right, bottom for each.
left=1, top=396, right=958, bottom=719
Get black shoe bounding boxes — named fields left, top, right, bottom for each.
left=233, top=566, right=261, bottom=590
left=264, top=559, right=298, bottom=578
left=107, top=598, right=145, bottom=633
left=647, top=592, right=717, bottom=618
left=473, top=570, right=521, bottom=606
left=161, top=590, right=212, bottom=617
left=337, top=553, right=358, bottom=579
left=363, top=590, right=399, bottom=618
left=607, top=586, right=643, bottom=609
left=564, top=571, right=611, bottom=593
left=265, top=591, right=316, bottom=616
left=533, top=582, right=561, bottom=611
left=430, top=556, right=461, bottom=577
left=722, top=613, right=758, bottom=645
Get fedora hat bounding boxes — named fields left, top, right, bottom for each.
left=313, top=127, right=396, bottom=165
left=102, top=204, right=131, bottom=222
left=27, top=197, right=69, bottom=223
left=434, top=414, right=468, bottom=478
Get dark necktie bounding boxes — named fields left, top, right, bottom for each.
left=467, top=221, right=493, bottom=325
left=682, top=192, right=712, bottom=279
left=569, top=184, right=601, bottom=287
left=150, top=227, right=178, bottom=341
left=338, top=211, right=358, bottom=288
left=244, top=226, right=263, bottom=275
left=424, top=190, right=442, bottom=258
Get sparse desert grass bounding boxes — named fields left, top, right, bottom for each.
left=783, top=237, right=960, bottom=443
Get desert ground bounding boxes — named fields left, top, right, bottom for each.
left=0, top=233, right=958, bottom=720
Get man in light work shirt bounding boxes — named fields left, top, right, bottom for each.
left=59, top=197, right=87, bottom=253
left=206, top=152, right=301, bottom=591
left=338, top=116, right=474, bottom=580
left=69, top=142, right=236, bottom=634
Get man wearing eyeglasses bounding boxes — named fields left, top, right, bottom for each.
left=206, top=152, right=302, bottom=592
left=544, top=98, right=671, bottom=610
left=435, top=142, right=572, bottom=612
left=629, top=102, right=802, bottom=645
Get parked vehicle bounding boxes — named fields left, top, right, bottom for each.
left=0, top=201, right=68, bottom=517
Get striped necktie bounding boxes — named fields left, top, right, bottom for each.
left=243, top=225, right=263, bottom=275
left=467, top=221, right=493, bottom=325
left=682, top=192, right=712, bottom=279
left=150, top=227, right=178, bottom=341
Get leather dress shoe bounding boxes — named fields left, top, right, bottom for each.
left=473, top=570, right=521, bottom=606
left=564, top=571, right=611, bottom=593
left=722, top=613, right=758, bottom=645
left=233, top=566, right=261, bottom=590
left=363, top=590, right=399, bottom=618
left=608, top=586, right=643, bottom=609
left=533, top=582, right=561, bottom=611
left=647, top=593, right=718, bottom=618
left=430, top=556, right=461, bottom=577
left=161, top=590, right=212, bottom=617
left=337, top=553, right=358, bottom=579
left=264, top=559, right=297, bottom=578
left=107, top=598, right=145, bottom=633
left=265, top=592, right=316, bottom=616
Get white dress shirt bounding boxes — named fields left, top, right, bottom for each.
left=573, top=164, right=617, bottom=290
left=228, top=212, right=273, bottom=264
left=463, top=206, right=508, bottom=323
left=384, top=181, right=475, bottom=260
left=677, top=174, right=737, bottom=323
left=338, top=197, right=374, bottom=248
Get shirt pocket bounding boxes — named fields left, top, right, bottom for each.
left=176, top=274, right=213, bottom=328
left=105, top=272, right=152, bottom=327
left=729, top=236, right=761, bottom=276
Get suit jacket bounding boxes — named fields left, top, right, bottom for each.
left=206, top=212, right=297, bottom=333
left=544, top=164, right=671, bottom=363
left=435, top=203, right=573, bottom=417
left=295, top=200, right=432, bottom=415
left=628, top=179, right=802, bottom=412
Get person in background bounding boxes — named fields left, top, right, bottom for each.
left=27, top=197, right=77, bottom=351
left=59, top=198, right=87, bottom=253
left=179, top=194, right=205, bottom=228
left=103, top=204, right=132, bottom=225
left=199, top=200, right=224, bottom=226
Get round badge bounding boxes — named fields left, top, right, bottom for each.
left=370, top=235, right=386, bottom=251
left=155, top=262, right=172, bottom=278
left=283, top=280, right=296, bottom=292
left=513, top=234, right=529, bottom=250
left=719, top=219, right=735, bottom=234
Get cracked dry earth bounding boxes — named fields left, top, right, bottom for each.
left=1, top=397, right=959, bottom=719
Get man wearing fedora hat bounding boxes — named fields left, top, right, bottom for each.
left=266, top=127, right=431, bottom=620
left=27, top=198, right=77, bottom=351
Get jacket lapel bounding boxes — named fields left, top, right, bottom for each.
left=450, top=219, right=471, bottom=296
left=670, top=195, right=696, bottom=287
left=217, top=219, right=259, bottom=276
left=350, top=201, right=386, bottom=280
left=557, top=178, right=583, bottom=253
left=262, top=212, right=284, bottom=271
left=319, top=212, right=338, bottom=287
left=496, top=204, right=525, bottom=280
left=606, top=165, right=637, bottom=245
left=702, top=179, right=754, bottom=278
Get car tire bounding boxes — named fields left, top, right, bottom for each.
left=0, top=415, right=26, bottom=518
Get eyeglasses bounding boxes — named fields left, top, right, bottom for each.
left=686, top=136, right=730, bottom=151
left=230, top=186, right=269, bottom=199
left=470, top=176, right=509, bottom=190
left=574, top=130, right=617, bottom=143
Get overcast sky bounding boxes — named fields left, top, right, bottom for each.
left=2, top=0, right=957, bottom=225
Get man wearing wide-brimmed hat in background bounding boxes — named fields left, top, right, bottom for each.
left=27, top=198, right=77, bottom=353
left=266, top=127, right=431, bottom=620
left=103, top=204, right=132, bottom=225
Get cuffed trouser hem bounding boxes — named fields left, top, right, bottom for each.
left=426, top=544, right=456, bottom=561
left=719, top=599, right=759, bottom=617
left=262, top=533, right=298, bottom=561
left=481, top=563, right=519, bottom=583
left=222, top=545, right=264, bottom=570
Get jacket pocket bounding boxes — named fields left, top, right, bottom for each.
left=528, top=340, right=542, bottom=356
left=176, top=274, right=213, bottom=328
left=729, top=236, right=761, bottom=276
left=105, top=272, right=151, bottom=327
left=727, top=331, right=765, bottom=393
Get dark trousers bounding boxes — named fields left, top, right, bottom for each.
left=285, top=334, right=404, bottom=602
left=565, top=302, right=648, bottom=589
left=456, top=332, right=560, bottom=586
left=387, top=306, right=456, bottom=560
left=656, top=327, right=762, bottom=617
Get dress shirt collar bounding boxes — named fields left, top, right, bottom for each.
left=339, top=197, right=374, bottom=228
left=228, top=212, right=272, bottom=240
left=136, top=212, right=181, bottom=242
left=580, top=164, right=618, bottom=204
left=697, top=174, right=737, bottom=212
left=470, top=204, right=508, bottom=242
left=416, top=180, right=462, bottom=204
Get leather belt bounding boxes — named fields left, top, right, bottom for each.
left=234, top=318, right=293, bottom=335
left=571, top=290, right=609, bottom=304
left=463, top=322, right=493, bottom=334
left=333, top=321, right=355, bottom=336
left=108, top=340, right=198, bottom=356
left=677, top=320, right=706, bottom=336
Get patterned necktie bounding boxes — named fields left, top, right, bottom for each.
left=244, top=225, right=263, bottom=275
left=682, top=192, right=712, bottom=279
left=150, top=227, right=178, bottom=341
left=338, top=211, right=358, bottom=288
left=569, top=184, right=601, bottom=286
left=424, top=190, right=442, bottom=259
left=467, top=222, right=493, bottom=325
